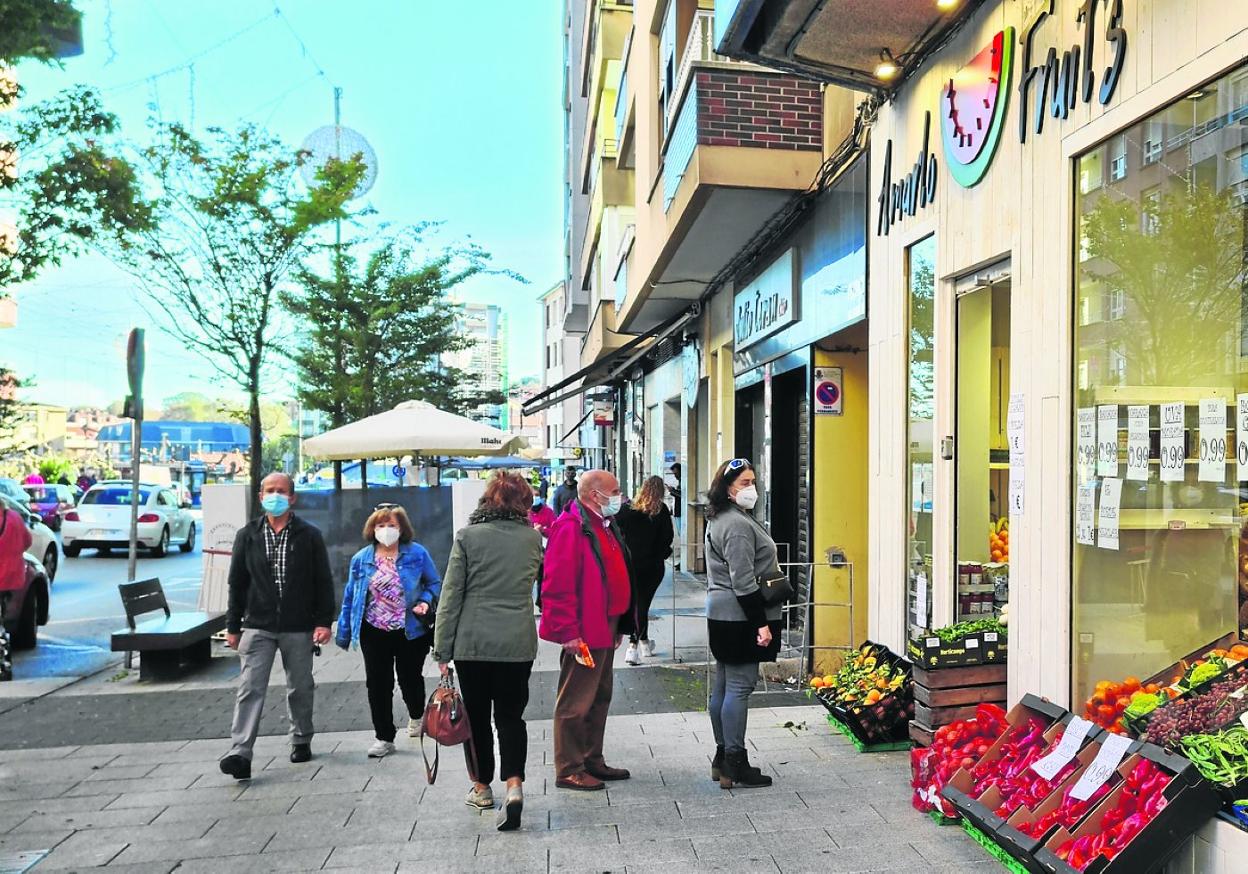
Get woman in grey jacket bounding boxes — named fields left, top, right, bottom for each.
left=433, top=471, right=543, bottom=831
left=704, top=458, right=781, bottom=789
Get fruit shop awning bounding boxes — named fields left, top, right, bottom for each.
left=714, top=0, right=988, bottom=92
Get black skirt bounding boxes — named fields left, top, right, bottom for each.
left=707, top=619, right=782, bottom=665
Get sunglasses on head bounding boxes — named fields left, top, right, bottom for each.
left=374, top=502, right=401, bottom=512
left=726, top=458, right=750, bottom=472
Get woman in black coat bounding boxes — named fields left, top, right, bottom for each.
left=616, top=475, right=674, bottom=665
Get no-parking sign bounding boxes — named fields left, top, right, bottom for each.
left=813, top=367, right=843, bottom=416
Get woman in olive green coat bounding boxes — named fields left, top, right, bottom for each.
left=433, top=471, right=543, bottom=831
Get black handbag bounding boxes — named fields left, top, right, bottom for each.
left=758, top=566, right=794, bottom=606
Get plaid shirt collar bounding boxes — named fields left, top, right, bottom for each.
left=262, top=517, right=292, bottom=597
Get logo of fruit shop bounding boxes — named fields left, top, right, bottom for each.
left=940, top=27, right=1015, bottom=189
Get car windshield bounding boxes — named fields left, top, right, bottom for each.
left=82, top=488, right=151, bottom=506
left=23, top=487, right=59, bottom=503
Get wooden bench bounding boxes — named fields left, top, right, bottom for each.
left=111, top=578, right=226, bottom=680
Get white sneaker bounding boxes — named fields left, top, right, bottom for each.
left=641, top=639, right=656, bottom=658
left=408, top=717, right=422, bottom=738
left=624, top=643, right=640, bottom=665
left=367, top=739, right=396, bottom=758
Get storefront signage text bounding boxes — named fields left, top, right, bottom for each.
left=733, top=249, right=798, bottom=349
left=1018, top=0, right=1126, bottom=144
left=876, top=111, right=937, bottom=237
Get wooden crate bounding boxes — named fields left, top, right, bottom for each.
left=910, top=663, right=1008, bottom=746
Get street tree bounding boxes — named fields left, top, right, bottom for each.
left=87, top=123, right=363, bottom=508
left=0, top=0, right=81, bottom=65
left=284, top=232, right=516, bottom=427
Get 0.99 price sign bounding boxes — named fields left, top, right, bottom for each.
left=1199, top=398, right=1227, bottom=483
left=1159, top=402, right=1186, bottom=483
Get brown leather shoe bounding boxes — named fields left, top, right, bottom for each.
left=586, top=764, right=630, bottom=781
left=555, top=772, right=605, bottom=791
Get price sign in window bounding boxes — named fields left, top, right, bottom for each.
left=1198, top=398, right=1227, bottom=483
left=1159, top=402, right=1185, bottom=483
left=1126, top=405, right=1150, bottom=481
left=1237, top=394, right=1248, bottom=483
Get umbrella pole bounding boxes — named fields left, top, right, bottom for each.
left=361, top=458, right=368, bottom=497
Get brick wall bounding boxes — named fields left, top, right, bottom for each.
left=695, top=70, right=822, bottom=151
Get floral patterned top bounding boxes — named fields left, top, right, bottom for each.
left=364, top=555, right=405, bottom=631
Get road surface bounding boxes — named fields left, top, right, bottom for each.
left=14, top=532, right=204, bottom=680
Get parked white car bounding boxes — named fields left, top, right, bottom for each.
left=62, top=481, right=196, bottom=558
left=0, top=493, right=59, bottom=583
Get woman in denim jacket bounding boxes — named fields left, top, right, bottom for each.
left=336, top=504, right=442, bottom=758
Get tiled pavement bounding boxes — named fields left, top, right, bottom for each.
left=0, top=705, right=995, bottom=873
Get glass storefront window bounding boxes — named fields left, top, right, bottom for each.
left=955, top=276, right=1011, bottom=623
left=907, top=236, right=936, bottom=633
left=1072, top=66, right=1248, bottom=703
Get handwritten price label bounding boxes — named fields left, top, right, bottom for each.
left=1126, top=405, right=1150, bottom=481
left=1159, top=402, right=1185, bottom=483
left=1031, top=716, right=1095, bottom=782
left=1070, top=733, right=1134, bottom=801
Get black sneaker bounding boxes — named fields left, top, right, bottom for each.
left=290, top=744, right=312, bottom=764
left=219, top=754, right=251, bottom=780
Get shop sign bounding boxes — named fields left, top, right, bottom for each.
left=876, top=111, right=937, bottom=237
left=813, top=367, right=843, bottom=416
left=941, top=28, right=1016, bottom=189
left=1018, top=0, right=1126, bottom=144
left=733, top=248, right=797, bottom=349
left=592, top=399, right=614, bottom=427
left=682, top=343, right=700, bottom=410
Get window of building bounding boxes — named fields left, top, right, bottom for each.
left=1071, top=65, right=1248, bottom=704
left=1109, top=134, right=1127, bottom=181
left=1079, top=150, right=1103, bottom=194
left=906, top=235, right=936, bottom=634
left=1142, top=119, right=1163, bottom=165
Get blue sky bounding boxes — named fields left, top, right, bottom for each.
left=2, top=0, right=562, bottom=409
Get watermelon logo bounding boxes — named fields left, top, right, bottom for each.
left=940, top=27, right=1014, bottom=188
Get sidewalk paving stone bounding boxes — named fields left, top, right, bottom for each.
left=0, top=694, right=995, bottom=872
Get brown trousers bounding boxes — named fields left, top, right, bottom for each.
left=553, top=623, right=617, bottom=778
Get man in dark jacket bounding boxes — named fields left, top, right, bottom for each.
left=219, top=473, right=334, bottom=780
left=551, top=468, right=578, bottom=516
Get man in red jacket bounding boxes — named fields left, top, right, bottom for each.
left=539, top=468, right=635, bottom=791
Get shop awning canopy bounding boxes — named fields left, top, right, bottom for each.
left=301, top=401, right=527, bottom=461
left=521, top=308, right=697, bottom=418
left=715, top=0, right=987, bottom=92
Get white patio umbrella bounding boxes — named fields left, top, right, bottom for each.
left=301, top=400, right=527, bottom=461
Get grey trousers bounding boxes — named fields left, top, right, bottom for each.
left=708, top=660, right=759, bottom=755
left=228, top=629, right=315, bottom=760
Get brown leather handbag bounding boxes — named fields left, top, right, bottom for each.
left=420, top=667, right=478, bottom=784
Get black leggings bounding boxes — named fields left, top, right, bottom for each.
left=630, top=569, right=663, bottom=642
left=455, top=659, right=534, bottom=784
left=359, top=621, right=430, bottom=743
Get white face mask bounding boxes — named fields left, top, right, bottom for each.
left=733, top=485, right=759, bottom=510
left=375, top=526, right=401, bottom=547
left=599, top=493, right=623, bottom=517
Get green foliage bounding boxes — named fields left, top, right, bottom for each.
left=261, top=433, right=301, bottom=476
left=0, top=85, right=152, bottom=291
left=0, top=0, right=80, bottom=65
left=36, top=455, right=75, bottom=483
left=1081, top=183, right=1245, bottom=386
left=0, top=367, right=20, bottom=443
left=284, top=229, right=520, bottom=425
left=87, top=121, right=364, bottom=505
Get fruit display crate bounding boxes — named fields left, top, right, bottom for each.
left=825, top=712, right=911, bottom=753
left=1032, top=742, right=1220, bottom=874
left=942, top=696, right=1092, bottom=847
left=910, top=662, right=1008, bottom=747
left=908, top=630, right=1008, bottom=670
left=962, top=818, right=1032, bottom=874
left=812, top=641, right=914, bottom=752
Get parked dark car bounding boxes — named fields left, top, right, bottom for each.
left=21, top=483, right=78, bottom=532
left=0, top=553, right=50, bottom=651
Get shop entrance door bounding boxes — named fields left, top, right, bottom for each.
left=771, top=366, right=811, bottom=611
left=954, top=264, right=1012, bottom=625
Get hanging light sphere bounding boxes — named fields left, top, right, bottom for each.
left=299, top=124, right=378, bottom=200
left=0, top=66, right=17, bottom=111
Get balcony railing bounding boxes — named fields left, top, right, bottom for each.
left=666, top=8, right=730, bottom=134
left=614, top=67, right=629, bottom=143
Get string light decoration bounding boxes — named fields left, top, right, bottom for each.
left=299, top=124, right=377, bottom=199
left=0, top=223, right=17, bottom=257
left=0, top=66, right=18, bottom=110
left=0, top=144, right=16, bottom=187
